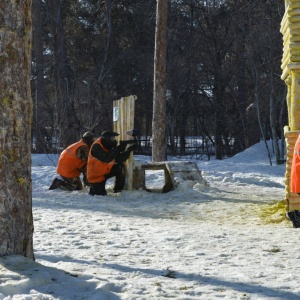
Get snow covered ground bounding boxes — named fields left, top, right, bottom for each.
left=1, top=141, right=299, bottom=300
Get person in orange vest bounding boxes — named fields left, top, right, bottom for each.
left=87, top=130, right=136, bottom=196
left=290, top=134, right=300, bottom=194
left=288, top=135, right=300, bottom=227
left=49, top=131, right=96, bottom=191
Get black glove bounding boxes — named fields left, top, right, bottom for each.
left=117, top=143, right=127, bottom=152
left=127, top=143, right=137, bottom=152
left=115, top=151, right=131, bottom=163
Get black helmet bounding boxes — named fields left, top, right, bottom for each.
left=101, top=130, right=119, bottom=138
left=101, top=130, right=119, bottom=149
left=82, top=131, right=95, bottom=147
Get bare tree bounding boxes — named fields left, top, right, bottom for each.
left=152, top=0, right=168, bottom=162
left=32, top=0, right=46, bottom=153
left=0, top=0, right=34, bottom=259
left=48, top=0, right=80, bottom=148
left=265, top=0, right=284, bottom=164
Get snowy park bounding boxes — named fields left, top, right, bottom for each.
left=1, top=141, right=299, bottom=300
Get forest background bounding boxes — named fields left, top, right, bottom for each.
left=31, top=0, right=286, bottom=161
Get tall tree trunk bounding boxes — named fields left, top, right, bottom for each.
left=32, top=0, right=45, bottom=153
left=152, top=0, right=168, bottom=162
left=48, top=0, right=79, bottom=148
left=97, top=0, right=112, bottom=85
left=269, top=61, right=280, bottom=164
left=267, top=2, right=281, bottom=165
left=0, top=0, right=34, bottom=259
left=214, top=73, right=223, bottom=160
left=234, top=59, right=247, bottom=152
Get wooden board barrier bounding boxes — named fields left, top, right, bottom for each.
left=113, top=95, right=137, bottom=190
left=132, top=161, right=204, bottom=193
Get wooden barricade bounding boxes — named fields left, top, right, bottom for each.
left=132, top=161, right=204, bottom=193
left=112, top=96, right=204, bottom=194
left=281, top=1, right=300, bottom=212
left=113, top=95, right=137, bottom=190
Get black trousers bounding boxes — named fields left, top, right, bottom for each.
left=59, top=176, right=83, bottom=191
left=89, top=163, right=126, bottom=196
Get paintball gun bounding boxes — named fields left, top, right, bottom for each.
left=119, top=129, right=149, bottom=152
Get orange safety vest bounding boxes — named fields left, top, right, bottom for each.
left=57, top=140, right=87, bottom=178
left=291, top=135, right=300, bottom=193
left=87, top=138, right=115, bottom=183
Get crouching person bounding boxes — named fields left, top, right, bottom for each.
left=87, top=130, right=136, bottom=196
left=49, top=132, right=95, bottom=191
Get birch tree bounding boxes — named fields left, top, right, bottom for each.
left=0, top=0, right=34, bottom=259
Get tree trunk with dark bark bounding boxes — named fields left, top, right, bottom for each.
left=0, top=0, right=34, bottom=259
left=152, top=0, right=168, bottom=162
left=48, top=0, right=79, bottom=148
left=32, top=0, right=46, bottom=153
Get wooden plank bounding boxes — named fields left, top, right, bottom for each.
left=288, top=203, right=300, bottom=211
left=140, top=162, right=173, bottom=192
left=165, top=161, right=204, bottom=188
left=135, top=161, right=204, bottom=193
left=141, top=163, right=168, bottom=171
left=113, top=95, right=137, bottom=190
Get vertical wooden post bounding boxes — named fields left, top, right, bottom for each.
left=281, top=1, right=300, bottom=211
left=113, top=95, right=137, bottom=190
